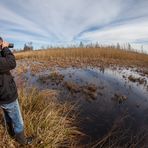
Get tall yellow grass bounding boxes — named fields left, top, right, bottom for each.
left=0, top=88, right=81, bottom=147
left=14, top=48, right=148, bottom=66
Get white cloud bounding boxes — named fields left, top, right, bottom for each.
left=80, top=18, right=148, bottom=41
left=78, top=17, right=148, bottom=51
left=0, top=0, right=123, bottom=40
left=0, top=0, right=148, bottom=51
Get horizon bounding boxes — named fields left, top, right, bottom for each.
left=0, top=0, right=148, bottom=52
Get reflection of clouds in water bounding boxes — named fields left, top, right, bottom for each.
left=12, top=61, right=148, bottom=145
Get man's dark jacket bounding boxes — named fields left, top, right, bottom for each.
left=0, top=47, right=18, bottom=104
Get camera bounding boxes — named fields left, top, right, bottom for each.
left=0, top=37, right=14, bottom=48
left=8, top=43, right=14, bottom=48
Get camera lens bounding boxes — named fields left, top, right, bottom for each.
left=9, top=43, right=14, bottom=48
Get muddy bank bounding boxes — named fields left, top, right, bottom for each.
left=12, top=60, right=148, bottom=147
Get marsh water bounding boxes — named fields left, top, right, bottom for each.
left=13, top=64, right=148, bottom=146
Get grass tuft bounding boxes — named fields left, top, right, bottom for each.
left=0, top=88, right=82, bottom=147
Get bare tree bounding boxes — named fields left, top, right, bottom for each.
left=79, top=41, right=84, bottom=48
left=23, top=42, right=33, bottom=51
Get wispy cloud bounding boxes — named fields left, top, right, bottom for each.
left=0, top=0, right=148, bottom=51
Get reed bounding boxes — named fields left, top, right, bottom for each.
left=14, top=47, right=148, bottom=67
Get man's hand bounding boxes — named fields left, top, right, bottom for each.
left=1, top=41, right=9, bottom=49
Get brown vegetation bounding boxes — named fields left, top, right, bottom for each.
left=14, top=47, right=148, bottom=67
left=0, top=88, right=82, bottom=147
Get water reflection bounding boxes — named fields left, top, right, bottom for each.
left=20, top=66, right=148, bottom=146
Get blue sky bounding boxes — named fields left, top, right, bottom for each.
left=0, top=0, right=148, bottom=52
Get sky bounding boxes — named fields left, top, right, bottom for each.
left=0, top=0, right=148, bottom=52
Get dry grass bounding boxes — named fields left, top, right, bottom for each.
left=0, top=88, right=82, bottom=148
left=14, top=47, right=148, bottom=67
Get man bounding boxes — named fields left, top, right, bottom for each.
left=0, top=37, right=32, bottom=145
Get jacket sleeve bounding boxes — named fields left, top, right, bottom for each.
left=0, top=47, right=16, bottom=72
